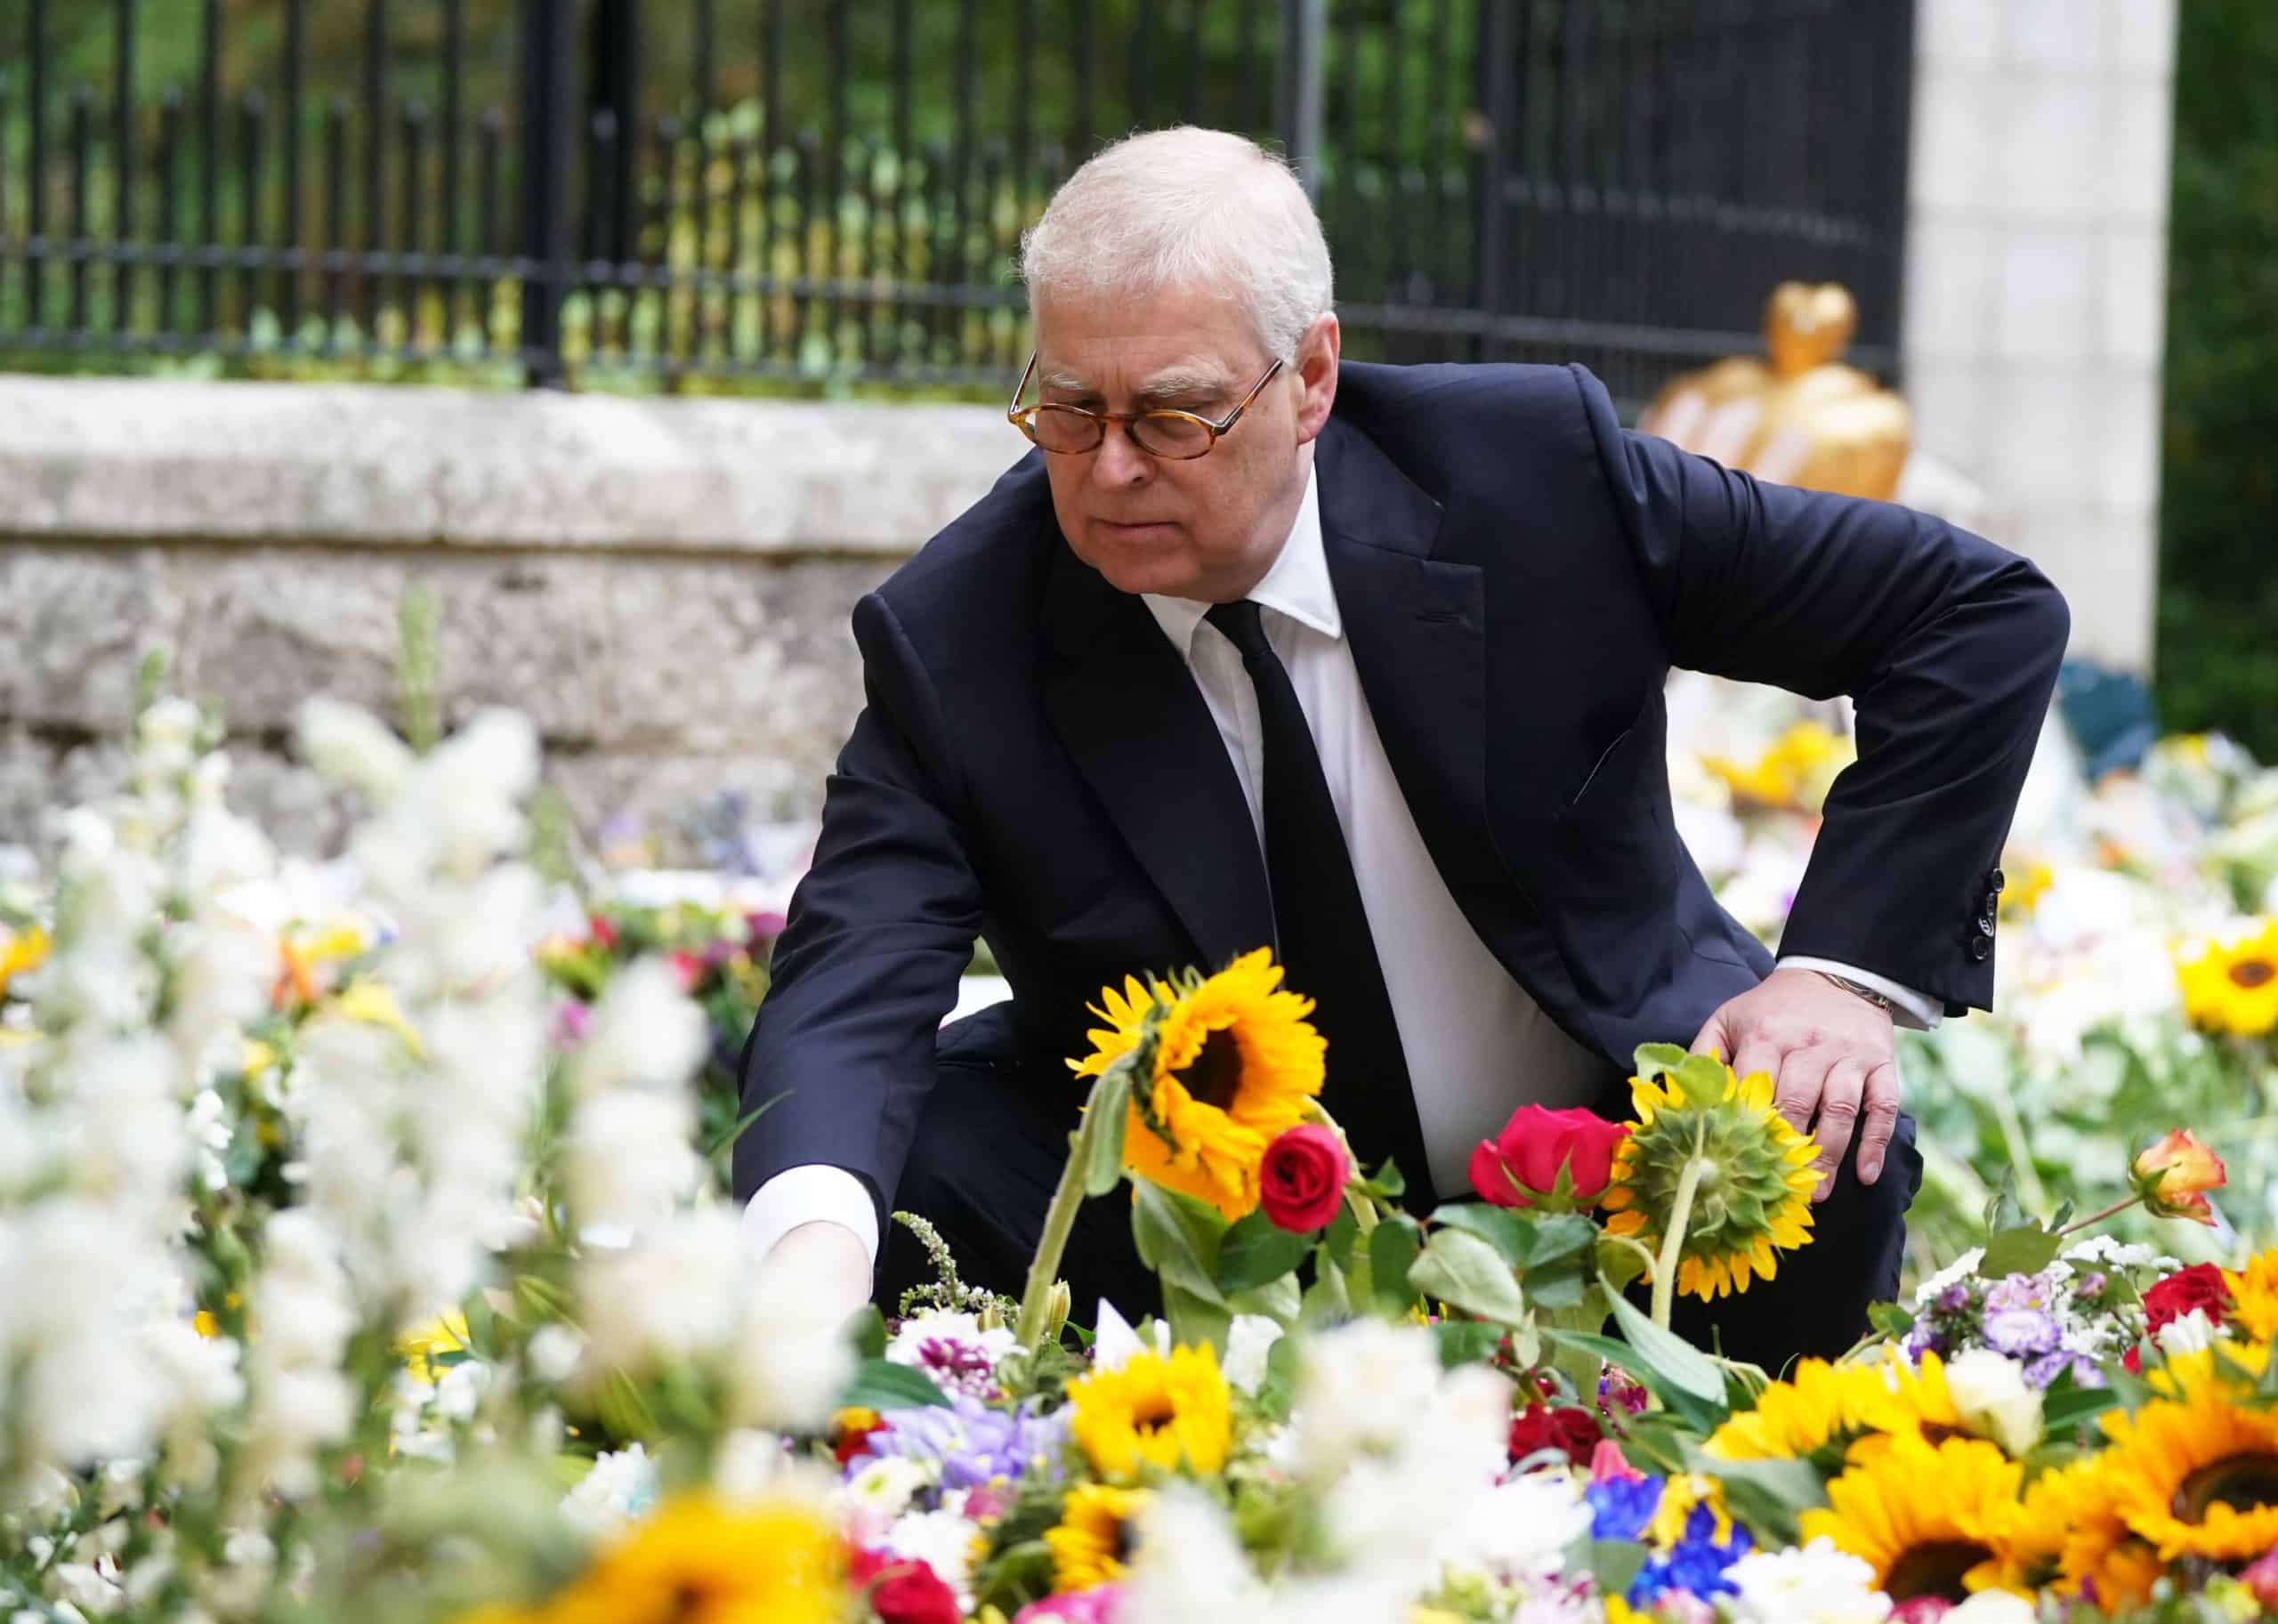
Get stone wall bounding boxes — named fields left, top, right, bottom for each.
left=1903, top=0, right=2175, bottom=671
left=0, top=376, right=1015, bottom=860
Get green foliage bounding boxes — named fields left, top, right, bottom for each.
left=2156, top=0, right=2278, bottom=751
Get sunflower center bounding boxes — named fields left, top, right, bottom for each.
left=1177, top=1028, right=1244, bottom=1111
left=2231, top=959, right=2277, bottom=990
left=1111, top=1515, right=1137, bottom=1563
left=2175, top=1451, right=2278, bottom=1522
left=1882, top=1540, right=1992, bottom=1602
left=1130, top=1393, right=1177, bottom=1434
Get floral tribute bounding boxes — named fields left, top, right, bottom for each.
left=9, top=691, right=2278, bottom=1624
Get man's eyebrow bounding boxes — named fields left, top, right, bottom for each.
left=1037, top=365, right=1231, bottom=400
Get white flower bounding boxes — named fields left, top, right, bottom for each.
left=567, top=957, right=710, bottom=1100
left=2156, top=1306, right=2223, bottom=1356
left=560, top=1444, right=660, bottom=1537
left=1943, top=1349, right=2044, bottom=1458
left=1222, top=1313, right=1285, bottom=1395
left=526, top=1324, right=586, bottom=1385
left=46, top=1562, right=122, bottom=1618
left=845, top=1456, right=933, bottom=1524
left=1091, top=1300, right=1171, bottom=1371
left=1944, top=1593, right=2037, bottom=1624
left=885, top=1309, right=1015, bottom=1394
left=563, top=1089, right=700, bottom=1232
left=1434, top=1470, right=1590, bottom=1582
left=1288, top=1319, right=1449, bottom=1481
left=1724, top=1538, right=1891, bottom=1623
left=1912, top=1248, right=1984, bottom=1308
left=296, top=698, right=415, bottom=804
left=882, top=1509, right=981, bottom=1611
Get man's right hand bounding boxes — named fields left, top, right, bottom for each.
left=758, top=1218, right=874, bottom=1328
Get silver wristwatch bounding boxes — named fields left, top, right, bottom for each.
left=1814, top=970, right=1895, bottom=1013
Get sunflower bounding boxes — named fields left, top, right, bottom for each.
left=1705, top=1352, right=1962, bottom=1464
left=1599, top=1052, right=1818, bottom=1302
left=1070, top=949, right=1326, bottom=1220
left=2177, top=919, right=2278, bottom=1037
left=1045, top=1482, right=1153, bottom=1592
left=1796, top=1431, right=2024, bottom=1604
left=1066, top=1343, right=1232, bottom=1482
left=1980, top=1456, right=2163, bottom=1610
left=2225, top=1247, right=2278, bottom=1343
left=2084, top=1342, right=2278, bottom=1566
left=1700, top=721, right=1852, bottom=812
left=540, top=1491, right=843, bottom=1624
left=0, top=925, right=50, bottom=999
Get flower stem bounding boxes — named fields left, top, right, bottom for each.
left=1014, top=1074, right=1110, bottom=1357
left=1650, top=1125, right=1709, bottom=1332
left=1309, top=1101, right=1378, bottom=1234
left=2054, top=1193, right=2141, bottom=1238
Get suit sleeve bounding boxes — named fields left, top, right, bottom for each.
left=731, top=589, right=984, bottom=1228
left=1568, top=364, right=2070, bottom=1015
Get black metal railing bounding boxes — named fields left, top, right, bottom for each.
left=0, top=0, right=1913, bottom=405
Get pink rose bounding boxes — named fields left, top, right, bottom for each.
left=1258, top=1124, right=1350, bottom=1232
left=1467, top=1104, right=1628, bottom=1210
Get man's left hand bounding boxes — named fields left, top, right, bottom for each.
left=1688, top=967, right=1899, bottom=1201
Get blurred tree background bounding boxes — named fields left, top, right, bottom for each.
left=2156, top=0, right=2278, bottom=756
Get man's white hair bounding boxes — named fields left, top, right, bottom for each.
left=1019, top=126, right=1334, bottom=363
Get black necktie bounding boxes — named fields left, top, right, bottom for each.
left=1205, top=600, right=1436, bottom=1208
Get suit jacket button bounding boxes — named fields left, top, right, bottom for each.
left=1979, top=907, right=1999, bottom=936
left=1968, top=931, right=1993, bottom=961
left=1989, top=868, right=2007, bottom=893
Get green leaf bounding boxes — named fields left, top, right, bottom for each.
left=1631, top=1042, right=1690, bottom=1085
left=1257, top=1325, right=1303, bottom=1418
left=1361, top=1158, right=1407, bottom=1201
left=1525, top=1267, right=1588, bottom=1311
left=2041, top=1382, right=2121, bottom=1434
left=1226, top=1273, right=1302, bottom=1326
left=1324, top=1205, right=1361, bottom=1273
left=838, top=1358, right=953, bottom=1412
left=1867, top=1302, right=1916, bottom=1338
left=1587, top=1539, right=1648, bottom=1599
left=1217, top=1209, right=1315, bottom=1295
left=1161, top=1280, right=1232, bottom=1353
left=1408, top=1226, right=1528, bottom=1325
left=1132, top=1182, right=1230, bottom=1303
left=1428, top=1202, right=1531, bottom=1266
left=1977, top=1224, right=2064, bottom=1281
left=1525, top=1212, right=1602, bottom=1270
left=1369, top=1216, right=1426, bottom=1316
left=846, top=1304, right=888, bottom=1361
left=1683, top=1450, right=1826, bottom=1546
left=1595, top=1235, right=1651, bottom=1294
left=1433, top=1320, right=1506, bottom=1369
left=1606, top=1289, right=1728, bottom=1407
left=1082, top=1066, right=1132, bottom=1198
left=701, top=1095, right=783, bottom=1164
left=1545, top=1329, right=1725, bottom=1435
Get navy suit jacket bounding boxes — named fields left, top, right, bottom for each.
left=734, top=361, right=2069, bottom=1231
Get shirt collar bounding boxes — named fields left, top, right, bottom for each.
left=1140, top=465, right=1338, bottom=658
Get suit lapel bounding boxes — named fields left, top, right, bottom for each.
left=1040, top=537, right=1277, bottom=970
left=1317, top=421, right=1504, bottom=890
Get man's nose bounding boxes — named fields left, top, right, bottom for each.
left=1090, top=421, right=1154, bottom=486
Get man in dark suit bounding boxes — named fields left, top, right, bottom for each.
left=734, top=129, right=2067, bottom=1367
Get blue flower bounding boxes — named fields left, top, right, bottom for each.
left=866, top=1391, right=1069, bottom=1493
left=1629, top=1503, right=1751, bottom=1605
left=1586, top=1475, right=1663, bottom=1542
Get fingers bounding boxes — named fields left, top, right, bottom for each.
left=1762, top=1041, right=1817, bottom=1131
left=1689, top=1006, right=1730, bottom=1058
left=1854, top=1062, right=1902, bottom=1186
left=1807, top=1059, right=1865, bottom=1202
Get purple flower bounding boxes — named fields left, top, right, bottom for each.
left=1983, top=1273, right=2056, bottom=1315
left=1983, top=1307, right=2060, bottom=1358
left=2024, top=1350, right=2105, bottom=1390
left=865, top=1392, right=1068, bottom=1493
left=1587, top=1475, right=1664, bottom=1542
left=1935, top=1282, right=1973, bottom=1313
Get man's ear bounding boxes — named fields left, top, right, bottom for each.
left=1292, top=311, right=1340, bottom=446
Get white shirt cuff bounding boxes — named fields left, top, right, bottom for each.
left=1779, top=957, right=1943, bottom=1031
left=742, top=1164, right=882, bottom=1268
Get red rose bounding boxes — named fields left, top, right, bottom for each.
left=1468, top=1105, right=1628, bottom=1210
left=1507, top=1402, right=1603, bottom=1466
left=1258, top=1124, right=1351, bottom=1232
left=851, top=1551, right=962, bottom=1624
left=2144, top=1261, right=2232, bottom=1337
left=586, top=913, right=619, bottom=949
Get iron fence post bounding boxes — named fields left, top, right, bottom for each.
left=517, top=0, right=574, bottom=386
left=1276, top=0, right=1325, bottom=196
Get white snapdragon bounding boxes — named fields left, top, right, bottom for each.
left=560, top=1444, right=661, bottom=1537
left=1943, top=1350, right=2045, bottom=1458
left=240, top=1212, right=359, bottom=1501
left=1724, top=1538, right=1892, bottom=1623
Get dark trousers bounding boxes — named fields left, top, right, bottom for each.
left=879, top=1009, right=1923, bottom=1371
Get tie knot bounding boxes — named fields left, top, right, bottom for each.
left=1205, top=598, right=1272, bottom=661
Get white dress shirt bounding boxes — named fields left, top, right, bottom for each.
left=744, top=464, right=1937, bottom=1266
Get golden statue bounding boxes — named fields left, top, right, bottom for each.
left=1638, top=282, right=1911, bottom=502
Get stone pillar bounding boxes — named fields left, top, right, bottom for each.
left=1902, top=0, right=2176, bottom=672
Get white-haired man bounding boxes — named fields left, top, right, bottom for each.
left=736, top=128, right=2066, bottom=1363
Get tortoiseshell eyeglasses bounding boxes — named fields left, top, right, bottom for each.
left=1006, top=351, right=1286, bottom=460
